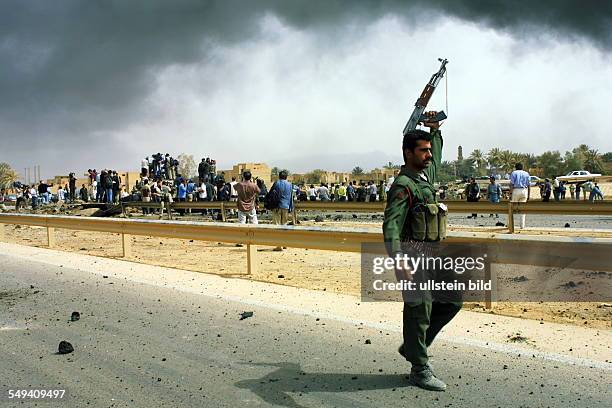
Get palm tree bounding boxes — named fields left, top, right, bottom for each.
left=486, top=148, right=503, bottom=174
left=352, top=166, right=364, bottom=176
left=0, top=162, right=20, bottom=189
left=468, top=149, right=487, bottom=176
left=497, top=150, right=517, bottom=174
left=583, top=149, right=604, bottom=174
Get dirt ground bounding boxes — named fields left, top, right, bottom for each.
left=3, top=222, right=610, bottom=330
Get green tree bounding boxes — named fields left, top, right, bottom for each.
left=468, top=149, right=487, bottom=176
left=486, top=148, right=502, bottom=172
left=562, top=151, right=583, bottom=174
left=351, top=166, right=364, bottom=176
left=537, top=151, right=563, bottom=177
left=0, top=162, right=19, bottom=189
left=271, top=167, right=280, bottom=178
left=454, top=159, right=475, bottom=179
left=583, top=149, right=604, bottom=174
left=602, top=152, right=612, bottom=163
left=304, top=169, right=325, bottom=184
left=437, top=161, right=457, bottom=183
left=497, top=150, right=518, bottom=174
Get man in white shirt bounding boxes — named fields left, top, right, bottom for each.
left=367, top=182, right=378, bottom=202
left=317, top=184, right=330, bottom=201
left=29, top=186, right=38, bottom=209
left=510, top=163, right=530, bottom=229
left=141, top=157, right=149, bottom=177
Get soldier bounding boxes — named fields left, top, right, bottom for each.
left=383, top=111, right=461, bottom=391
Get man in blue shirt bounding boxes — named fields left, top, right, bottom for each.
left=487, top=176, right=503, bottom=218
left=273, top=170, right=293, bottom=223
left=510, top=163, right=530, bottom=229
left=272, top=170, right=293, bottom=251
left=177, top=180, right=187, bottom=216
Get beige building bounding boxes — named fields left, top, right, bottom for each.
left=289, top=168, right=398, bottom=185
left=219, top=163, right=272, bottom=187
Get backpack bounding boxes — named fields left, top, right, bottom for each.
left=264, top=182, right=280, bottom=210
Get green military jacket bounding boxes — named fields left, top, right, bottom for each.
left=382, top=129, right=442, bottom=254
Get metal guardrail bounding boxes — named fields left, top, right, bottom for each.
left=121, top=200, right=612, bottom=233
left=1, top=213, right=611, bottom=308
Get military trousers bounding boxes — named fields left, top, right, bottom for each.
left=401, top=301, right=462, bottom=366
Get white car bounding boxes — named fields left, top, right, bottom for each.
left=556, top=170, right=601, bottom=183
left=529, top=175, right=543, bottom=186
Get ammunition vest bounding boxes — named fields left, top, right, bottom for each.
left=396, top=175, right=447, bottom=242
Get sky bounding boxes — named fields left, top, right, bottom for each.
left=1, top=0, right=611, bottom=180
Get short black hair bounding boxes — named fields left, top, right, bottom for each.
left=243, top=171, right=252, bottom=180
left=279, top=170, right=288, bottom=180
left=402, top=129, right=432, bottom=153
left=515, top=163, right=523, bottom=170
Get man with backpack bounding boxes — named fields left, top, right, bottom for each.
left=265, top=170, right=293, bottom=250
left=465, top=177, right=480, bottom=219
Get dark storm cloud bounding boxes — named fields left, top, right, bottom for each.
left=0, top=0, right=610, bottom=150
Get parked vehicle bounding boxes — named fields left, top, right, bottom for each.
left=556, top=170, right=602, bottom=183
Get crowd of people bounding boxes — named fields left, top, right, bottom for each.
left=300, top=181, right=388, bottom=202
left=3, top=154, right=606, bottom=216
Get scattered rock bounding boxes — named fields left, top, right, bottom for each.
left=507, top=333, right=529, bottom=343
left=277, top=274, right=285, bottom=279
left=239, top=311, right=253, bottom=320
left=352, top=214, right=358, bottom=218
left=333, top=215, right=342, bottom=221
left=561, top=281, right=577, bottom=288
left=70, top=312, right=80, bottom=322
left=314, top=215, right=324, bottom=222
left=495, top=221, right=505, bottom=227
left=564, top=223, right=571, bottom=228
left=365, top=339, right=371, bottom=344
left=510, top=275, right=528, bottom=282
left=30, top=285, right=35, bottom=289
left=597, top=303, right=612, bottom=308
left=102, top=275, right=109, bottom=279
left=58, top=341, right=74, bottom=354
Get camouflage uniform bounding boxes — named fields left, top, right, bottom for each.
left=382, top=128, right=462, bottom=367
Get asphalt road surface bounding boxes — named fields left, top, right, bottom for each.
left=1, top=252, right=610, bottom=407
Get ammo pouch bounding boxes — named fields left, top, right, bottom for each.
left=409, top=203, right=447, bottom=241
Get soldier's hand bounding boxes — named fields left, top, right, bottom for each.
left=395, top=265, right=414, bottom=282
left=421, top=110, right=441, bottom=129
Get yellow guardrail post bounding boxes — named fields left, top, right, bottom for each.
left=121, top=233, right=132, bottom=258
left=47, top=226, right=55, bottom=248
left=246, top=243, right=256, bottom=275
left=507, top=201, right=515, bottom=234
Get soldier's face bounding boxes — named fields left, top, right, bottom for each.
left=404, top=140, right=433, bottom=170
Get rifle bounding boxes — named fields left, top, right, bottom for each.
left=402, top=58, right=448, bottom=136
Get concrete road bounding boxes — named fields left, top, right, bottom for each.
left=1, top=252, right=610, bottom=408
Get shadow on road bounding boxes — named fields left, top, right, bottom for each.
left=235, top=361, right=410, bottom=408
